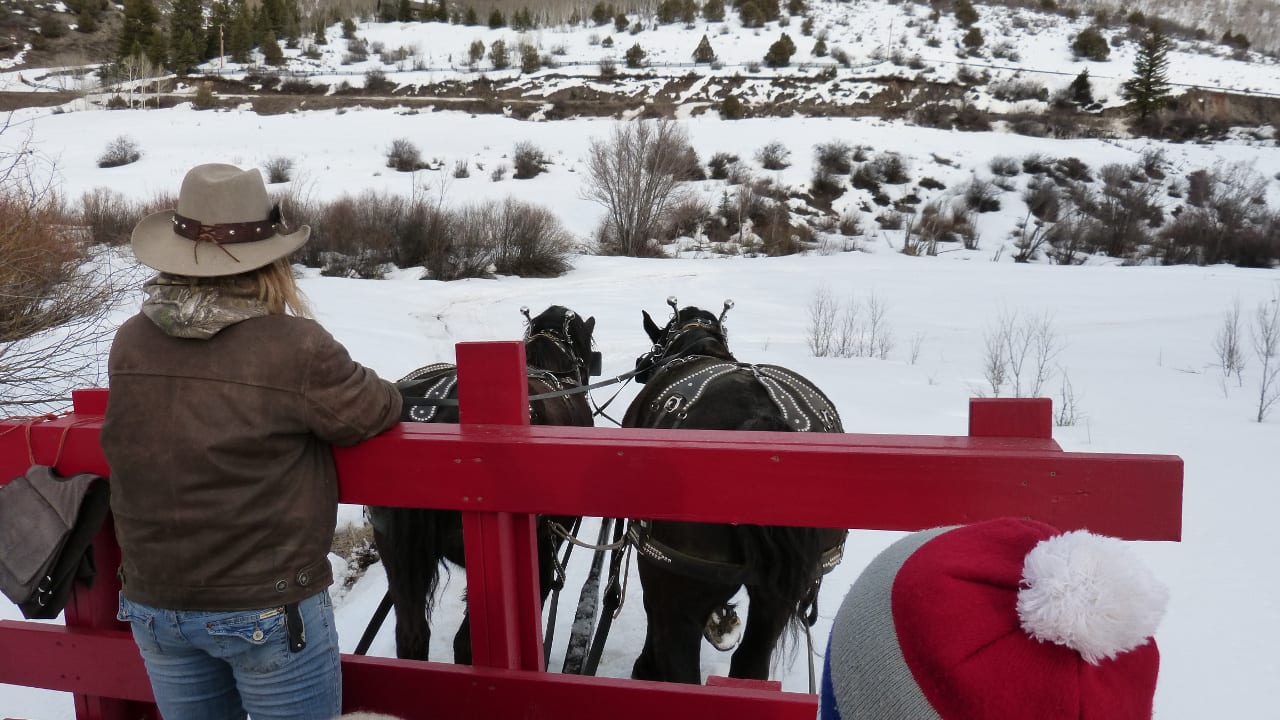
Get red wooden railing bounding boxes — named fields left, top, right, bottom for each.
left=0, top=341, right=1183, bottom=720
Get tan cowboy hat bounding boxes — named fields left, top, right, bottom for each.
left=131, top=163, right=309, bottom=277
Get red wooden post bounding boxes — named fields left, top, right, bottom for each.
left=969, top=398, right=1055, bottom=441
left=455, top=341, right=545, bottom=672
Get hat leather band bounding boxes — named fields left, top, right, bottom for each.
left=171, top=210, right=281, bottom=265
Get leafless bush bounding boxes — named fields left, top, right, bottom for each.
left=386, top=138, right=426, bottom=172
left=483, top=198, right=575, bottom=277
left=814, top=141, right=853, bottom=175
left=1155, top=164, right=1278, bottom=267
left=1055, top=370, right=1084, bottom=426
left=871, top=152, right=911, bottom=184
left=583, top=119, right=692, bottom=257
left=1252, top=288, right=1280, bottom=422
left=98, top=135, right=141, bottom=168
left=661, top=196, right=713, bottom=241
left=989, top=156, right=1021, bottom=177
left=1213, top=298, right=1247, bottom=392
left=708, top=152, right=739, bottom=180
left=512, top=141, right=549, bottom=179
left=989, top=76, right=1048, bottom=102
left=962, top=178, right=1002, bottom=212
left=1023, top=178, right=1061, bottom=221
left=807, top=286, right=894, bottom=359
left=981, top=310, right=1062, bottom=398
left=1011, top=213, right=1051, bottom=263
left=453, top=159, right=470, bottom=178
left=79, top=188, right=139, bottom=246
left=2, top=126, right=134, bottom=413
left=490, top=164, right=508, bottom=181
left=837, top=212, right=862, bottom=236
left=912, top=199, right=977, bottom=249
left=755, top=141, right=791, bottom=170
left=263, top=156, right=294, bottom=184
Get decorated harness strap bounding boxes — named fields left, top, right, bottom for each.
left=646, top=360, right=843, bottom=433
left=396, top=363, right=459, bottom=422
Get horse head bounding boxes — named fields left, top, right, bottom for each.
left=523, top=305, right=600, bottom=386
left=637, top=298, right=735, bottom=381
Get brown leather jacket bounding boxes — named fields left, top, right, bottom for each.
left=101, top=311, right=401, bottom=611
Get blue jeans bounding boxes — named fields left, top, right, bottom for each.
left=117, top=590, right=341, bottom=720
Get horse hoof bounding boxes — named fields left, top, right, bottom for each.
left=703, top=606, right=742, bottom=652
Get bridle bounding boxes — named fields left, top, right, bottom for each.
left=634, top=297, right=734, bottom=384
left=521, top=305, right=600, bottom=388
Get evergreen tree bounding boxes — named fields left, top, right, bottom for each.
left=168, top=0, right=207, bottom=73
left=1069, top=68, right=1093, bottom=106
left=261, top=30, right=285, bottom=65
left=702, top=0, right=724, bottom=22
left=489, top=38, right=508, bottom=68
left=954, top=0, right=978, bottom=27
left=813, top=37, right=827, bottom=56
left=398, top=0, right=412, bottom=21
left=463, top=7, right=479, bottom=24
left=313, top=23, right=327, bottom=45
left=228, top=0, right=255, bottom=63
left=763, top=32, right=795, bottom=67
left=118, top=0, right=162, bottom=61
left=1120, top=29, right=1171, bottom=122
left=77, top=6, right=98, bottom=33
left=433, top=1, right=449, bottom=22
left=488, top=8, right=505, bottom=27
left=624, top=42, right=645, bottom=68
left=692, top=34, right=715, bottom=63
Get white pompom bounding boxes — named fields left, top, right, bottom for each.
left=1016, top=530, right=1169, bottom=665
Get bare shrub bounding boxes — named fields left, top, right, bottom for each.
left=962, top=178, right=1002, bottom=212
left=989, top=76, right=1048, bottom=102
left=98, top=135, right=141, bottom=168
left=1055, top=371, right=1084, bottom=426
left=913, top=199, right=977, bottom=249
left=512, top=141, right=550, bottom=179
left=485, top=198, right=575, bottom=277
left=1023, top=178, right=1061, bottom=221
left=1252, top=288, right=1280, bottom=421
left=708, top=152, right=739, bottom=180
left=1011, top=212, right=1051, bottom=262
left=386, top=138, right=426, bottom=172
left=583, top=120, right=693, bottom=257
left=837, top=212, right=862, bottom=236
left=808, top=286, right=894, bottom=359
left=79, top=187, right=140, bottom=246
left=453, top=159, right=470, bottom=178
left=755, top=141, right=791, bottom=170
left=661, top=196, right=713, bottom=241
left=989, top=156, right=1021, bottom=177
left=872, top=152, right=911, bottom=184
left=1155, top=164, right=1278, bottom=268
left=263, top=156, right=294, bottom=184
left=981, top=310, right=1062, bottom=398
left=490, top=164, right=508, bottom=181
left=2, top=129, right=133, bottom=413
left=814, top=141, right=853, bottom=175
left=1213, top=299, right=1247, bottom=392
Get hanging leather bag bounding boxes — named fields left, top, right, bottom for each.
left=0, top=465, right=111, bottom=619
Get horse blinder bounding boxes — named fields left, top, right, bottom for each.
left=589, top=351, right=602, bottom=377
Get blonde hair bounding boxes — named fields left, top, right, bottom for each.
left=254, top=258, right=312, bottom=318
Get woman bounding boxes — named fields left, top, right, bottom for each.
left=101, top=163, right=402, bottom=719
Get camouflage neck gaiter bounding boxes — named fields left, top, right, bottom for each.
left=140, top=273, right=271, bottom=340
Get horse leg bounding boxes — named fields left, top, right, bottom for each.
left=728, top=585, right=792, bottom=680
left=372, top=508, right=439, bottom=661
left=631, top=560, right=738, bottom=684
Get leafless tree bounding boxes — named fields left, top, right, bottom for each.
left=1252, top=288, right=1280, bottom=422
left=1212, top=298, right=1246, bottom=393
left=0, top=116, right=137, bottom=414
left=582, top=119, right=692, bottom=257
left=983, top=309, right=1062, bottom=398
left=807, top=284, right=837, bottom=357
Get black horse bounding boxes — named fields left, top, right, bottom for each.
left=367, top=305, right=598, bottom=662
left=623, top=298, right=846, bottom=685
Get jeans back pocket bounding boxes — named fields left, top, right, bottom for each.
left=206, top=607, right=291, bottom=673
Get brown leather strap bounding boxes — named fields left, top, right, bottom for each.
left=172, top=213, right=278, bottom=244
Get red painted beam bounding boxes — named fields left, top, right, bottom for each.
left=0, top=623, right=815, bottom=720
left=0, top=417, right=1183, bottom=541
left=341, top=655, right=816, bottom=720
left=330, top=424, right=1182, bottom=540
left=969, top=398, right=1055, bottom=440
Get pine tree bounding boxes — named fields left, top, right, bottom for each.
left=261, top=30, right=284, bottom=65
left=398, top=0, right=412, bottom=21
left=1069, top=68, right=1093, bottom=106
left=228, top=0, right=254, bottom=63
left=206, top=1, right=235, bottom=59
left=168, top=0, right=207, bottom=73
left=118, top=0, right=162, bottom=61
left=1120, top=29, right=1171, bottom=122
left=954, top=0, right=978, bottom=27
left=702, top=0, right=724, bottom=22
left=692, top=34, right=715, bottom=63
left=763, top=32, right=795, bottom=67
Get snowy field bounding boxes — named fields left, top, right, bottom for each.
left=2, top=0, right=1280, bottom=714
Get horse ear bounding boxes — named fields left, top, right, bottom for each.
left=642, top=310, right=662, bottom=343
left=584, top=316, right=596, bottom=337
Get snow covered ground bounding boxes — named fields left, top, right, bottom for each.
left=2, top=1, right=1280, bottom=712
